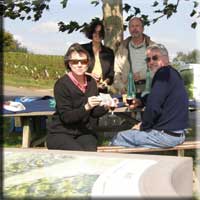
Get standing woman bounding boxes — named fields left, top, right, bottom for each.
left=82, top=21, right=115, bottom=93
left=47, top=43, right=108, bottom=151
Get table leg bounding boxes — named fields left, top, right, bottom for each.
left=177, top=149, right=185, bottom=157
left=22, top=117, right=31, bottom=148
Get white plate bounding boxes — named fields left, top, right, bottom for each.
left=4, top=101, right=26, bottom=112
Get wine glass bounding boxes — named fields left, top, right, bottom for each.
left=107, top=98, right=119, bottom=129
left=126, top=96, right=133, bottom=111
left=109, top=99, right=116, bottom=116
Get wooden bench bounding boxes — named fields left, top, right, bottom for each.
left=97, top=140, right=200, bottom=156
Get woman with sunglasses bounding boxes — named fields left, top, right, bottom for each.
left=81, top=20, right=114, bottom=93
left=46, top=43, right=109, bottom=151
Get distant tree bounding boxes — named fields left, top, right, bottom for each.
left=173, top=49, right=200, bottom=64
left=3, top=30, right=28, bottom=52
left=16, top=42, right=28, bottom=53
left=3, top=31, right=16, bottom=51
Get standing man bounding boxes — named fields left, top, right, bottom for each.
left=111, top=44, right=188, bottom=148
left=113, top=17, right=155, bottom=94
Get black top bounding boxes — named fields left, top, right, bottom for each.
left=48, top=74, right=108, bottom=136
left=141, top=66, right=189, bottom=132
left=81, top=42, right=115, bottom=85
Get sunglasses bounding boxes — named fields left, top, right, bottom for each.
left=145, top=55, right=159, bottom=63
left=69, top=59, right=88, bottom=65
left=93, top=30, right=103, bottom=37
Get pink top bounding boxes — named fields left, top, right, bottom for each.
left=67, top=72, right=87, bottom=93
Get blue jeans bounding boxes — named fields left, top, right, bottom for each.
left=111, top=129, right=185, bottom=148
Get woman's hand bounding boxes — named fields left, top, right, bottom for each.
left=85, top=96, right=102, bottom=111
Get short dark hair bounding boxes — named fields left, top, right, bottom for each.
left=85, top=21, right=105, bottom=40
left=64, top=43, right=91, bottom=71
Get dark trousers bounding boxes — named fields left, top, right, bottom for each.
left=46, top=133, right=97, bottom=151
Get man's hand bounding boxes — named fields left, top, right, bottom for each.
left=133, top=72, right=141, bottom=82
left=131, top=122, right=141, bottom=130
left=98, top=81, right=107, bottom=90
left=129, top=98, right=142, bottom=109
left=85, top=72, right=101, bottom=83
left=120, top=88, right=126, bottom=94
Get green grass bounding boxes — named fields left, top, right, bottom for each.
left=4, top=52, right=66, bottom=86
left=3, top=118, right=22, bottom=147
left=4, top=73, right=56, bottom=89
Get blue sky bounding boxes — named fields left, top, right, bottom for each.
left=4, top=0, right=200, bottom=59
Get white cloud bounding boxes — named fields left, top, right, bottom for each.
left=13, top=34, right=24, bottom=44
left=24, top=40, right=72, bottom=55
left=26, top=43, right=64, bottom=55
left=31, top=21, right=59, bottom=33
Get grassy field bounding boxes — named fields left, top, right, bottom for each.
left=4, top=52, right=65, bottom=88
left=4, top=74, right=56, bottom=89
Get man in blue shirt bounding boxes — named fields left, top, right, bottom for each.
left=111, top=44, right=188, bottom=148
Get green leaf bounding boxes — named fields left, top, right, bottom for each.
left=58, top=21, right=81, bottom=33
left=91, top=0, right=99, bottom=7
left=190, top=9, right=196, bottom=17
left=125, top=14, right=134, bottom=22
left=19, top=16, right=25, bottom=20
left=191, top=22, right=197, bottom=28
left=123, top=3, right=131, bottom=13
left=133, top=7, right=140, bottom=15
left=152, top=18, right=158, bottom=23
left=27, top=16, right=31, bottom=20
left=154, top=9, right=163, bottom=13
left=60, top=0, right=68, bottom=8
left=193, top=1, right=199, bottom=8
left=141, top=15, right=150, bottom=26
left=123, top=24, right=127, bottom=31
left=152, top=1, right=159, bottom=7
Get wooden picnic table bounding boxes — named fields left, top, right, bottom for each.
left=4, top=103, right=196, bottom=148
left=3, top=107, right=141, bottom=148
left=3, top=111, right=54, bottom=148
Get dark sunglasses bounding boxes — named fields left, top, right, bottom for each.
left=69, top=59, right=88, bottom=65
left=93, top=30, right=103, bottom=37
left=145, top=55, right=159, bottom=63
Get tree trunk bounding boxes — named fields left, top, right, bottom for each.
left=102, top=0, right=123, bottom=52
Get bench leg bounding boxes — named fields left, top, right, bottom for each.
left=177, top=149, right=185, bottom=157
left=22, top=117, right=31, bottom=148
